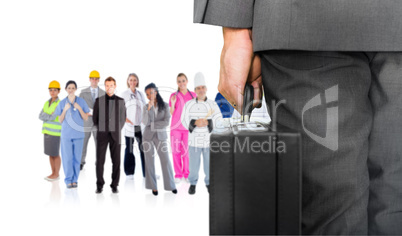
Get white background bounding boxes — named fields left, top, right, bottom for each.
left=0, top=1, right=221, bottom=236
left=0, top=1, right=269, bottom=235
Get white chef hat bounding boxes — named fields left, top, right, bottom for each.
left=194, top=72, right=206, bottom=89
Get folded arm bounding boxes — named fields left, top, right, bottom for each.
left=39, top=109, right=57, bottom=122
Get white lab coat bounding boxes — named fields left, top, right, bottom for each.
left=121, top=88, right=147, bottom=137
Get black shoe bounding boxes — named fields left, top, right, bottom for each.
left=206, top=185, right=209, bottom=193
left=80, top=164, right=84, bottom=170
left=111, top=186, right=119, bottom=194
left=188, top=185, right=196, bottom=195
left=152, top=190, right=158, bottom=196
left=172, top=189, right=177, bottom=194
left=95, top=187, right=103, bottom=194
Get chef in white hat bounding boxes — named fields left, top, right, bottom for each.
left=180, top=72, right=223, bottom=195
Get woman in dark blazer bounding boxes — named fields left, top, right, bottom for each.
left=142, top=83, right=177, bottom=196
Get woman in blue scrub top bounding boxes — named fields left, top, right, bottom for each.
left=55, top=80, right=90, bottom=188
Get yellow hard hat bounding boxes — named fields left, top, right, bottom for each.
left=89, top=70, right=100, bottom=78
left=48, top=80, right=61, bottom=89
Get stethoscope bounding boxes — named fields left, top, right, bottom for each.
left=130, top=90, right=143, bottom=101
left=67, top=96, right=77, bottom=112
left=175, top=89, right=194, bottom=99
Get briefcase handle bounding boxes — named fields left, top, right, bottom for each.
left=241, top=83, right=254, bottom=123
left=242, top=83, right=278, bottom=132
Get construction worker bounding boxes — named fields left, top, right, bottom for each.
left=79, top=70, right=105, bottom=170
left=39, top=80, right=62, bottom=181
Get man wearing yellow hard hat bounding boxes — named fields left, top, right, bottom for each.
left=39, top=80, right=62, bottom=181
left=79, top=70, right=105, bottom=170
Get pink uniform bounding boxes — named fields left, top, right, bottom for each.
left=169, top=90, right=196, bottom=179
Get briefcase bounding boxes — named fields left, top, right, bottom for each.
left=209, top=84, right=302, bottom=235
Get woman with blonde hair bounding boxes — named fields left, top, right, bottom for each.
left=121, top=73, right=147, bottom=178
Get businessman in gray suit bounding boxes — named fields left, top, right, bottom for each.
left=195, top=0, right=402, bottom=234
left=79, top=70, right=105, bottom=170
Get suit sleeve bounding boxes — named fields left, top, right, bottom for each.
left=79, top=90, right=90, bottom=109
left=93, top=98, right=99, bottom=126
left=142, top=105, right=150, bottom=126
left=194, top=0, right=254, bottom=28
left=79, top=90, right=84, bottom=99
left=119, top=99, right=126, bottom=130
left=154, top=104, right=171, bottom=129
left=81, top=99, right=90, bottom=113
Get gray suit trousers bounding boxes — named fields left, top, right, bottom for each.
left=143, top=134, right=176, bottom=191
left=260, top=51, right=402, bottom=235
left=81, top=127, right=97, bottom=165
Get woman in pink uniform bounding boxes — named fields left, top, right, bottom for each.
left=169, top=73, right=196, bottom=183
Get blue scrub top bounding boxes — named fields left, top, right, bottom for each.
left=55, top=96, right=90, bottom=139
left=215, top=92, right=234, bottom=118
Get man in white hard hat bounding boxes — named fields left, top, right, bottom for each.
left=181, top=72, right=223, bottom=195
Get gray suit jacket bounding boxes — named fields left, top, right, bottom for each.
left=194, top=0, right=402, bottom=51
left=142, top=102, right=171, bottom=141
left=79, top=86, right=106, bottom=128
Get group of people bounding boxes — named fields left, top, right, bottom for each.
left=40, top=70, right=223, bottom=195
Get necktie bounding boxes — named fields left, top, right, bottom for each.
left=92, top=90, right=96, bottom=103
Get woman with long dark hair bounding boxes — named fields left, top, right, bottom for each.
left=142, top=83, right=177, bottom=195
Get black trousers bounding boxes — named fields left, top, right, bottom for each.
left=124, top=127, right=146, bottom=177
left=96, top=132, right=121, bottom=188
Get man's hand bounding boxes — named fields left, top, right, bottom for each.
left=195, top=118, right=208, bottom=127
left=126, top=118, right=134, bottom=125
left=218, top=27, right=262, bottom=114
